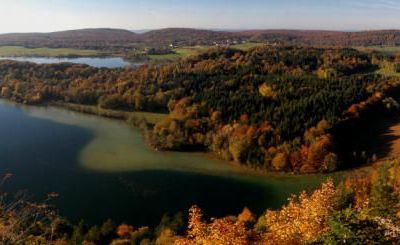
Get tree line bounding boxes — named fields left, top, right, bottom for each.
left=1, top=45, right=399, bottom=173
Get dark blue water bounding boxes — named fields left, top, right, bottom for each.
left=0, top=101, right=327, bottom=226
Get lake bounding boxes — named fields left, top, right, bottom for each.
left=0, top=100, right=329, bottom=226
left=0, top=57, right=141, bottom=68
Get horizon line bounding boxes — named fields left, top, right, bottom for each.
left=1, top=27, right=400, bottom=35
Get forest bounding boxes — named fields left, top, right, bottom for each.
left=1, top=45, right=399, bottom=173
left=1, top=28, right=400, bottom=49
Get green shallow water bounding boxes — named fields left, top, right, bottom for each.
left=0, top=100, right=330, bottom=226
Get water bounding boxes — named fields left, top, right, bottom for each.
left=0, top=57, right=141, bottom=68
left=0, top=100, right=329, bottom=226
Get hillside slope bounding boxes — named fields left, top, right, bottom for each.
left=1, top=28, right=400, bottom=48
left=0, top=28, right=139, bottom=48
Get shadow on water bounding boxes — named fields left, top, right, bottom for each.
left=50, top=170, right=276, bottom=227
left=0, top=101, right=327, bottom=227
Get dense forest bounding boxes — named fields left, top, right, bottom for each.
left=0, top=46, right=400, bottom=173
left=2, top=159, right=400, bottom=244
left=1, top=28, right=400, bottom=48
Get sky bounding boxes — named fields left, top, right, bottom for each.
left=0, top=0, right=400, bottom=33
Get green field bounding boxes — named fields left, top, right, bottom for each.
left=149, top=47, right=201, bottom=61
left=0, top=46, right=103, bottom=57
left=377, top=68, right=400, bottom=77
left=128, top=111, right=168, bottom=124
left=149, top=43, right=265, bottom=62
left=357, top=46, right=400, bottom=55
left=56, top=102, right=168, bottom=125
left=230, top=42, right=266, bottom=50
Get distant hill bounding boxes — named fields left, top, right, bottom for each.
left=0, top=28, right=399, bottom=48
left=240, top=29, right=400, bottom=46
left=0, top=28, right=139, bottom=48
left=139, top=28, right=241, bottom=45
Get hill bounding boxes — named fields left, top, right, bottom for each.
left=242, top=29, right=400, bottom=46
left=1, top=28, right=400, bottom=49
left=0, top=28, right=139, bottom=48
left=139, top=28, right=242, bottom=45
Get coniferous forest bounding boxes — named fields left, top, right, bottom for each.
left=1, top=44, right=400, bottom=244
left=1, top=46, right=399, bottom=173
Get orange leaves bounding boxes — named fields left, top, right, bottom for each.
left=47, top=192, right=59, bottom=199
left=116, top=224, right=135, bottom=238
left=177, top=180, right=337, bottom=245
left=207, top=217, right=248, bottom=245
left=210, top=111, right=222, bottom=123
left=0, top=86, right=11, bottom=98
left=176, top=205, right=249, bottom=245
left=289, top=120, right=337, bottom=173
left=262, top=180, right=336, bottom=244
left=187, top=205, right=206, bottom=240
left=347, top=104, right=360, bottom=115
left=170, top=97, right=192, bottom=121
left=271, top=153, right=289, bottom=171
left=238, top=207, right=256, bottom=224
left=345, top=175, right=372, bottom=210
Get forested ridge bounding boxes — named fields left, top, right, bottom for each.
left=1, top=45, right=400, bottom=173
left=1, top=28, right=400, bottom=48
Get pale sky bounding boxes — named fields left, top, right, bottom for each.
left=0, top=0, right=399, bottom=33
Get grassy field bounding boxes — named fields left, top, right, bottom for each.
left=376, top=68, right=400, bottom=77
left=0, top=46, right=103, bottom=57
left=149, top=43, right=265, bottom=62
left=230, top=42, right=266, bottom=51
left=149, top=47, right=202, bottom=61
left=127, top=111, right=168, bottom=124
left=357, top=46, right=400, bottom=55
left=56, top=102, right=168, bottom=125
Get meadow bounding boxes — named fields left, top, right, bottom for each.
left=148, top=42, right=265, bottom=62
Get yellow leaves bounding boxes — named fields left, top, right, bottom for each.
left=229, top=133, right=251, bottom=162
left=187, top=205, right=207, bottom=240
left=303, top=120, right=330, bottom=144
left=156, top=228, right=176, bottom=245
left=177, top=206, right=249, bottom=245
left=345, top=171, right=375, bottom=211
left=316, top=68, right=337, bottom=79
left=207, top=217, right=248, bottom=245
left=271, top=153, right=288, bottom=171
left=262, top=180, right=336, bottom=244
left=169, top=97, right=192, bottom=120
left=210, top=111, right=222, bottom=123
left=258, top=83, right=277, bottom=99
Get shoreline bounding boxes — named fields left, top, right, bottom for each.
left=45, top=102, right=387, bottom=179
left=0, top=99, right=381, bottom=178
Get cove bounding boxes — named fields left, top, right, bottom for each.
left=0, top=100, right=329, bottom=227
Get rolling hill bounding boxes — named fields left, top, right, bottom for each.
left=0, top=28, right=400, bottom=48
left=0, top=28, right=139, bottom=48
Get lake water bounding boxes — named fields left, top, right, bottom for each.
left=0, top=100, right=329, bottom=226
left=0, top=57, right=141, bottom=68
